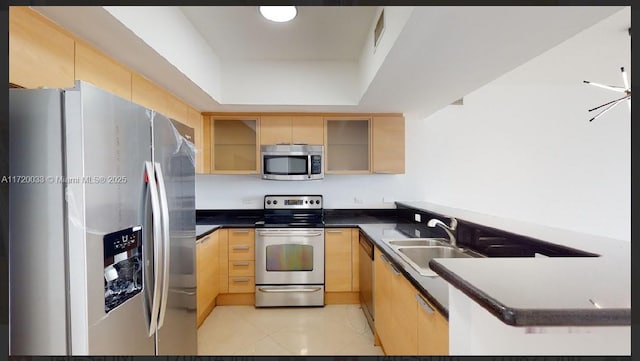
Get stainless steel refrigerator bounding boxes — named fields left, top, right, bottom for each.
left=9, top=81, right=197, bottom=355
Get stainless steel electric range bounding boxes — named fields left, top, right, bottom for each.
left=254, top=195, right=325, bottom=307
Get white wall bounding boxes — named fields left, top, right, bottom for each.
left=414, top=7, right=630, bottom=241
left=221, top=60, right=359, bottom=105
left=104, top=6, right=222, bottom=101
left=196, top=7, right=630, bottom=241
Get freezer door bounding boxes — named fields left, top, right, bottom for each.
left=9, top=89, right=68, bottom=355
left=152, top=114, right=197, bottom=355
left=64, top=81, right=155, bottom=355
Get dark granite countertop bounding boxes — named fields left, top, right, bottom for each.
left=430, top=257, right=630, bottom=326
left=196, top=225, right=221, bottom=239
left=398, top=201, right=631, bottom=326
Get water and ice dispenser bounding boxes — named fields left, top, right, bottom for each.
left=103, top=226, right=143, bottom=313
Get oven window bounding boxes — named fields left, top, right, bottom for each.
left=264, top=156, right=308, bottom=175
left=266, top=244, right=313, bottom=271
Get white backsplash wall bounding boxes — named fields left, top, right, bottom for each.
left=412, top=7, right=630, bottom=241
left=196, top=173, right=421, bottom=209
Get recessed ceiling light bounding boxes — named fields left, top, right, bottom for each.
left=259, top=6, right=297, bottom=23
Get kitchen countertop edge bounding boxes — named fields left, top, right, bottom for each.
left=429, top=259, right=631, bottom=326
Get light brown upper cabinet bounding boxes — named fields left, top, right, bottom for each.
left=9, top=7, right=75, bottom=89
left=209, top=117, right=260, bottom=174
left=325, top=117, right=371, bottom=174
left=75, top=41, right=132, bottom=101
left=188, top=108, right=205, bottom=174
left=372, top=116, right=405, bottom=174
left=260, top=115, right=324, bottom=145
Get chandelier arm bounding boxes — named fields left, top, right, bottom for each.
left=583, top=81, right=627, bottom=92
left=588, top=94, right=632, bottom=112
left=589, top=97, right=628, bottom=122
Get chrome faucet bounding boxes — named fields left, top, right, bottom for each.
left=427, top=217, right=458, bottom=247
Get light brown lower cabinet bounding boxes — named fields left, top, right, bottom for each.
left=196, top=231, right=219, bottom=327
left=373, top=245, right=449, bottom=355
left=417, top=293, right=449, bottom=355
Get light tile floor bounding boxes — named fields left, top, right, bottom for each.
left=198, top=304, right=384, bottom=355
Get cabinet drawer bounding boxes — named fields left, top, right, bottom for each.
left=228, top=229, right=255, bottom=260
left=229, top=260, right=255, bottom=277
left=228, top=276, right=255, bottom=293
left=228, top=228, right=254, bottom=242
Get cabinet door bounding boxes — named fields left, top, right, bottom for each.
left=374, top=247, right=393, bottom=351
left=209, top=231, right=220, bottom=303
left=75, top=41, right=132, bottom=100
left=196, top=233, right=215, bottom=327
left=325, top=118, right=371, bottom=174
left=260, top=115, right=292, bottom=145
left=292, top=116, right=324, bottom=145
left=218, top=229, right=229, bottom=294
left=391, top=275, right=418, bottom=355
left=372, top=116, right=405, bottom=174
left=351, top=229, right=360, bottom=292
left=325, top=228, right=352, bottom=292
left=211, top=118, right=259, bottom=173
left=417, top=294, right=449, bottom=355
left=9, top=7, right=75, bottom=88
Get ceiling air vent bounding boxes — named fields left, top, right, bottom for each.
left=374, top=9, right=385, bottom=49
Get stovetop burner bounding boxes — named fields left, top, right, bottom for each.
left=257, top=195, right=324, bottom=228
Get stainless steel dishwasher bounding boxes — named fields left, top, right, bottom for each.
left=359, top=233, right=374, bottom=332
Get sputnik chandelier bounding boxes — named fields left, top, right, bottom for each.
left=583, top=27, right=631, bottom=122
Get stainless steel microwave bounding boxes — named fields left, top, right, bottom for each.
left=261, top=144, right=324, bottom=180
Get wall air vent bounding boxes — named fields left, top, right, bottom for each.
left=374, top=9, right=385, bottom=50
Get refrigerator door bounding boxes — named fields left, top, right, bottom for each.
left=9, top=89, right=68, bottom=355
left=64, top=82, right=156, bottom=354
left=152, top=114, right=197, bottom=355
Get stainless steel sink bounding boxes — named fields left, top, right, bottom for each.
left=386, top=238, right=450, bottom=247
left=394, top=246, right=481, bottom=277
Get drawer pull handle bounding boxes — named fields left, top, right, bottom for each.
left=196, top=235, right=210, bottom=245
left=232, top=278, right=250, bottom=283
left=233, top=262, right=250, bottom=266
left=258, top=287, right=322, bottom=293
left=415, top=294, right=434, bottom=314
left=326, top=230, right=343, bottom=233
left=233, top=230, right=250, bottom=234
left=232, top=246, right=250, bottom=250
left=379, top=254, right=401, bottom=275
left=388, top=263, right=401, bottom=276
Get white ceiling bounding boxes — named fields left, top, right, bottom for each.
left=32, top=6, right=627, bottom=118
left=179, top=6, right=378, bottom=61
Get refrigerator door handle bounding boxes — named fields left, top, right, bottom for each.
left=144, top=161, right=163, bottom=337
left=154, top=162, right=171, bottom=330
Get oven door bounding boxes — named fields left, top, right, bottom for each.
left=255, top=228, right=324, bottom=285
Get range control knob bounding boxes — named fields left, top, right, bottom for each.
left=273, top=200, right=278, bottom=205
left=266, top=200, right=272, bottom=205
left=315, top=200, right=320, bottom=205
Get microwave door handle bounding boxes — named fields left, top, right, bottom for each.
left=307, top=155, right=312, bottom=176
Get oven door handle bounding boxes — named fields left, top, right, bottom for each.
left=256, top=231, right=324, bottom=237
left=257, top=287, right=323, bottom=293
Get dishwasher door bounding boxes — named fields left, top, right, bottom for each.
left=358, top=234, right=374, bottom=331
